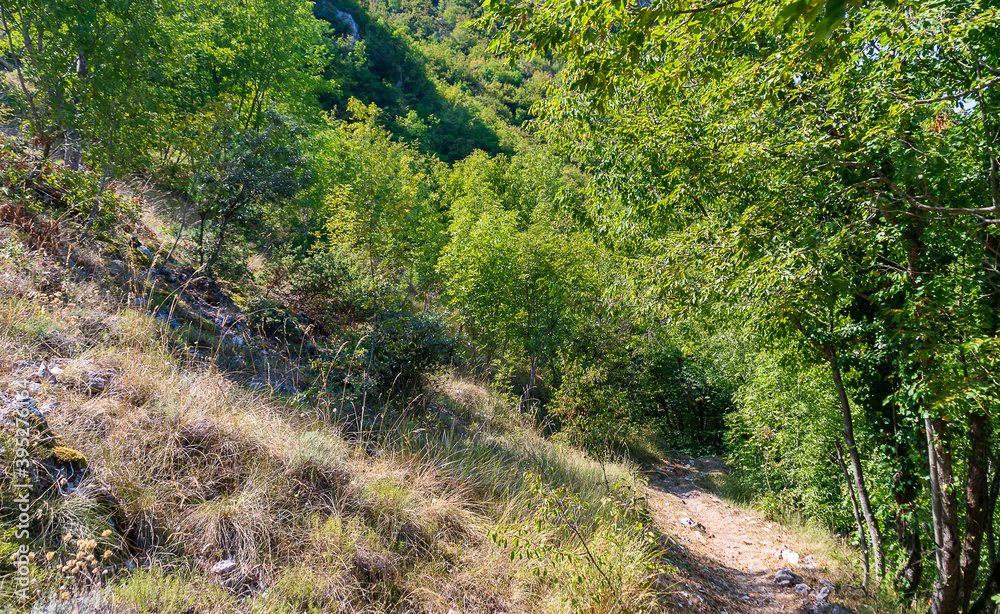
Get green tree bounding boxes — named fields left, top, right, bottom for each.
left=438, top=150, right=601, bottom=402
left=0, top=0, right=163, bottom=232
left=321, top=99, right=448, bottom=286
left=195, top=112, right=311, bottom=274
left=481, top=0, right=1000, bottom=609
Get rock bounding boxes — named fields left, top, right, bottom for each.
left=45, top=446, right=89, bottom=493
left=130, top=236, right=153, bottom=260
left=155, top=308, right=181, bottom=329
left=795, top=583, right=811, bottom=595
left=37, top=362, right=58, bottom=383
left=774, top=567, right=803, bottom=586
left=819, top=578, right=836, bottom=591
left=210, top=559, right=238, bottom=575
left=815, top=585, right=832, bottom=602
left=781, top=549, right=800, bottom=564
left=3, top=392, right=55, bottom=445
left=679, top=517, right=706, bottom=531
left=88, top=377, right=106, bottom=393
left=811, top=603, right=855, bottom=614
left=51, top=446, right=87, bottom=467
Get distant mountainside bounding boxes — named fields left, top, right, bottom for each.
left=313, top=0, right=559, bottom=161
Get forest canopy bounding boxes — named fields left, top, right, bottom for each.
left=478, top=0, right=1000, bottom=612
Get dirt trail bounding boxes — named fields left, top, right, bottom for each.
left=644, top=456, right=858, bottom=614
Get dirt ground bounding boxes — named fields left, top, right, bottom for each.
left=645, top=455, right=866, bottom=614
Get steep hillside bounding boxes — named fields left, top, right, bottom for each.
left=0, top=141, right=662, bottom=613
left=314, top=0, right=557, bottom=161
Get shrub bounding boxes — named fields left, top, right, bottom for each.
left=550, top=356, right=638, bottom=455
left=364, top=301, right=458, bottom=397
left=244, top=296, right=304, bottom=342
left=259, top=244, right=367, bottom=317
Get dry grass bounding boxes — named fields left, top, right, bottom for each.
left=0, top=242, right=667, bottom=614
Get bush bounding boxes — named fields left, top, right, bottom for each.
left=551, top=356, right=638, bottom=455
left=258, top=245, right=368, bottom=320
left=244, top=296, right=304, bottom=342
left=365, top=301, right=457, bottom=397
left=0, top=134, right=141, bottom=230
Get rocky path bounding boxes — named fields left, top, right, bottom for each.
left=644, top=456, right=859, bottom=614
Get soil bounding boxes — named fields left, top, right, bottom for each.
left=644, top=455, right=863, bottom=614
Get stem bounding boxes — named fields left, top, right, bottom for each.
left=825, top=346, right=884, bottom=583
left=834, top=441, right=870, bottom=589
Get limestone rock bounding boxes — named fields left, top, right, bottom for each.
left=210, top=559, right=237, bottom=576
left=3, top=392, right=55, bottom=446
left=679, top=517, right=707, bottom=531
left=815, top=585, right=832, bottom=602
left=774, top=567, right=803, bottom=586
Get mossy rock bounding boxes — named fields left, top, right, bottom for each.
left=230, top=294, right=248, bottom=310
left=94, top=231, right=119, bottom=246
left=131, top=247, right=153, bottom=267
left=50, top=446, right=87, bottom=467
left=193, top=314, right=218, bottom=335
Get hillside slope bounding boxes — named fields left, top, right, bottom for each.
left=0, top=141, right=867, bottom=614
left=0, top=147, right=660, bottom=613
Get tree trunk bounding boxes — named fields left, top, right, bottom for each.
left=164, top=171, right=197, bottom=267
left=197, top=214, right=207, bottom=268
left=205, top=217, right=229, bottom=274
left=825, top=347, right=884, bottom=583
left=968, top=458, right=1000, bottom=614
left=80, top=164, right=111, bottom=238
left=968, top=557, right=1000, bottom=614
left=524, top=352, right=537, bottom=409
left=961, top=410, right=990, bottom=611
left=893, top=462, right=923, bottom=602
left=926, top=415, right=962, bottom=614
left=834, top=440, right=870, bottom=588
left=988, top=461, right=1000, bottom=577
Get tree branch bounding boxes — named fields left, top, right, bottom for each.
left=669, top=0, right=744, bottom=16
left=908, top=75, right=1000, bottom=105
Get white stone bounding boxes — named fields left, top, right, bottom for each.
left=210, top=559, right=237, bottom=575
